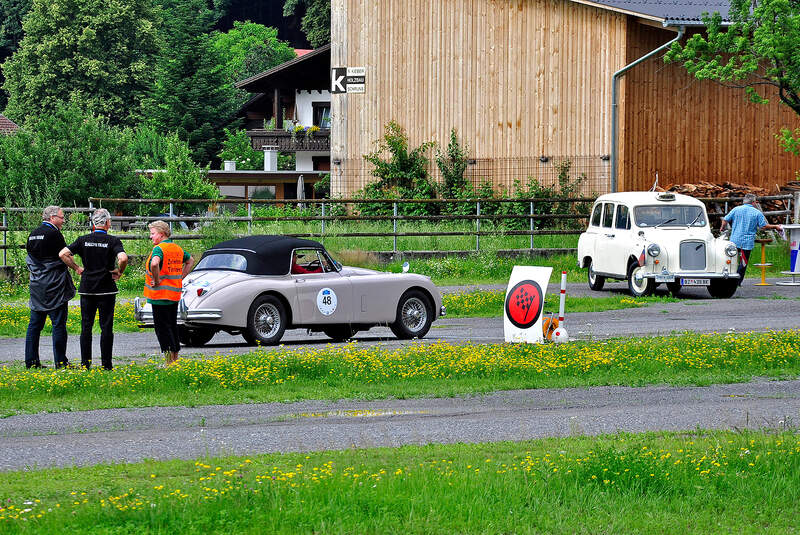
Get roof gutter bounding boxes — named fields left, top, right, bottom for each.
left=610, top=25, right=684, bottom=192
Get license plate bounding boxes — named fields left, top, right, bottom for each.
left=655, top=274, right=675, bottom=283
left=680, top=278, right=710, bottom=286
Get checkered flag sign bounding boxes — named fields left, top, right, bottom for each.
left=504, top=280, right=543, bottom=329
left=515, top=287, right=534, bottom=321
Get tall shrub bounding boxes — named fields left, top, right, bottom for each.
left=140, top=134, right=219, bottom=215
left=361, top=121, right=437, bottom=216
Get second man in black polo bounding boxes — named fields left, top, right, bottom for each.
left=60, top=208, right=128, bottom=369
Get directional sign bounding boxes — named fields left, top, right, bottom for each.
left=346, top=67, right=365, bottom=93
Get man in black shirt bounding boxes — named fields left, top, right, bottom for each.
left=60, top=208, right=128, bottom=369
left=25, top=205, right=75, bottom=369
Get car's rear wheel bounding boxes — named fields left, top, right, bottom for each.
left=244, top=295, right=286, bottom=345
left=707, top=279, right=738, bottom=299
left=178, top=325, right=216, bottom=347
left=587, top=260, right=605, bottom=291
left=666, top=281, right=682, bottom=297
left=390, top=290, right=433, bottom=340
left=627, top=262, right=655, bottom=297
left=322, top=324, right=359, bottom=342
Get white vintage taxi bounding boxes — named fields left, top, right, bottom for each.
left=577, top=191, right=740, bottom=298
left=134, top=235, right=445, bottom=346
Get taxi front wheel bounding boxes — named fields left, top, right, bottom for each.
left=627, top=262, right=655, bottom=297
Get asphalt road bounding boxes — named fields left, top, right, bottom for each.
left=1, top=379, right=798, bottom=471
left=1, top=279, right=798, bottom=364
left=1, top=279, right=798, bottom=471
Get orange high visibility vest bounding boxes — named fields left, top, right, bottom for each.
left=144, top=242, right=185, bottom=302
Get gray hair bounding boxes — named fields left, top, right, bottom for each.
left=149, top=220, right=171, bottom=237
left=91, top=208, right=111, bottom=228
left=743, top=193, right=757, bottom=204
left=42, top=205, right=61, bottom=221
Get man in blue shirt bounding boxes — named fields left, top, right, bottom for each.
left=721, top=194, right=783, bottom=285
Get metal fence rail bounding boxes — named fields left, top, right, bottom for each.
left=1, top=194, right=796, bottom=263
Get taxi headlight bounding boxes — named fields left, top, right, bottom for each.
left=725, top=243, right=738, bottom=257
left=647, top=244, right=661, bottom=257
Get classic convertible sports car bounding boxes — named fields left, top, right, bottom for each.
left=134, top=235, right=446, bottom=346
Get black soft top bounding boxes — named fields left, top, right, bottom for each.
left=199, top=235, right=325, bottom=275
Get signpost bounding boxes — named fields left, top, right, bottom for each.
left=503, top=266, right=552, bottom=343
left=331, top=67, right=366, bottom=94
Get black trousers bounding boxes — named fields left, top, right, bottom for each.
left=152, top=302, right=180, bottom=353
left=80, top=294, right=116, bottom=369
left=737, top=248, right=752, bottom=286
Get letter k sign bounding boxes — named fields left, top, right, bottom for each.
left=331, top=67, right=347, bottom=93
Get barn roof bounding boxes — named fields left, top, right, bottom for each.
left=573, top=0, right=733, bottom=26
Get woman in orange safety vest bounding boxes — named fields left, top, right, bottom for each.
left=145, top=220, right=194, bottom=366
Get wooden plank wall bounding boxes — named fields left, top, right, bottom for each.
left=621, top=23, right=800, bottom=192
left=330, top=0, right=627, bottom=196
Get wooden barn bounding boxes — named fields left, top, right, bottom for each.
left=329, top=0, right=800, bottom=196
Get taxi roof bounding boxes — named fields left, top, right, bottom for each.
left=594, top=191, right=705, bottom=206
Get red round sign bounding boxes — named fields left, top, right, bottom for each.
left=504, top=280, right=543, bottom=329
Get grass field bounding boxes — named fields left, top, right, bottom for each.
left=1, top=430, right=798, bottom=533
left=1, top=331, right=797, bottom=414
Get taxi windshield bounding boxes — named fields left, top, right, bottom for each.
left=633, top=205, right=706, bottom=228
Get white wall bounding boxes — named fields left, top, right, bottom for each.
left=296, top=151, right=330, bottom=171
left=295, top=89, right=330, bottom=126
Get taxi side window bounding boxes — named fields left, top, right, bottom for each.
left=601, top=203, right=614, bottom=228
left=590, top=204, right=602, bottom=227
left=615, top=204, right=630, bottom=230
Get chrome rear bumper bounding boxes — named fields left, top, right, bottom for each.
left=134, top=297, right=223, bottom=327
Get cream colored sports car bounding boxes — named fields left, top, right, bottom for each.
left=134, top=235, right=445, bottom=346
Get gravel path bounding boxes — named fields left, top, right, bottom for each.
left=1, top=379, right=798, bottom=471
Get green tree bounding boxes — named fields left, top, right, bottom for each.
left=0, top=103, right=139, bottom=206
left=211, top=21, right=295, bottom=81
left=140, top=133, right=219, bottom=214
left=0, top=0, right=32, bottom=109
left=217, top=128, right=263, bottom=170
left=283, top=0, right=329, bottom=48
left=1, top=0, right=159, bottom=126
left=147, top=0, right=235, bottom=165
left=665, top=0, right=800, bottom=149
left=361, top=121, right=438, bottom=216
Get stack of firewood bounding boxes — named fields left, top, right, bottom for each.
left=658, top=181, right=790, bottom=222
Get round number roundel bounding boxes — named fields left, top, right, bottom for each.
left=316, top=287, right=337, bottom=316
left=504, top=280, right=544, bottom=329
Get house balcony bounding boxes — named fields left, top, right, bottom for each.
left=246, top=129, right=331, bottom=152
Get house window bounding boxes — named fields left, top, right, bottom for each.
left=312, top=102, right=330, bottom=128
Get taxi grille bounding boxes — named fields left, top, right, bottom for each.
left=680, top=241, right=706, bottom=270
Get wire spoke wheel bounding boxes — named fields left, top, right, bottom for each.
left=401, top=296, right=428, bottom=333
left=245, top=295, right=286, bottom=345
left=254, top=303, right=281, bottom=338
left=391, top=290, right=433, bottom=340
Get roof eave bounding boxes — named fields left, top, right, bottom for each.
left=234, top=43, right=332, bottom=90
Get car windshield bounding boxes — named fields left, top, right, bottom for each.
left=195, top=253, right=248, bottom=272
left=633, top=205, right=706, bottom=228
